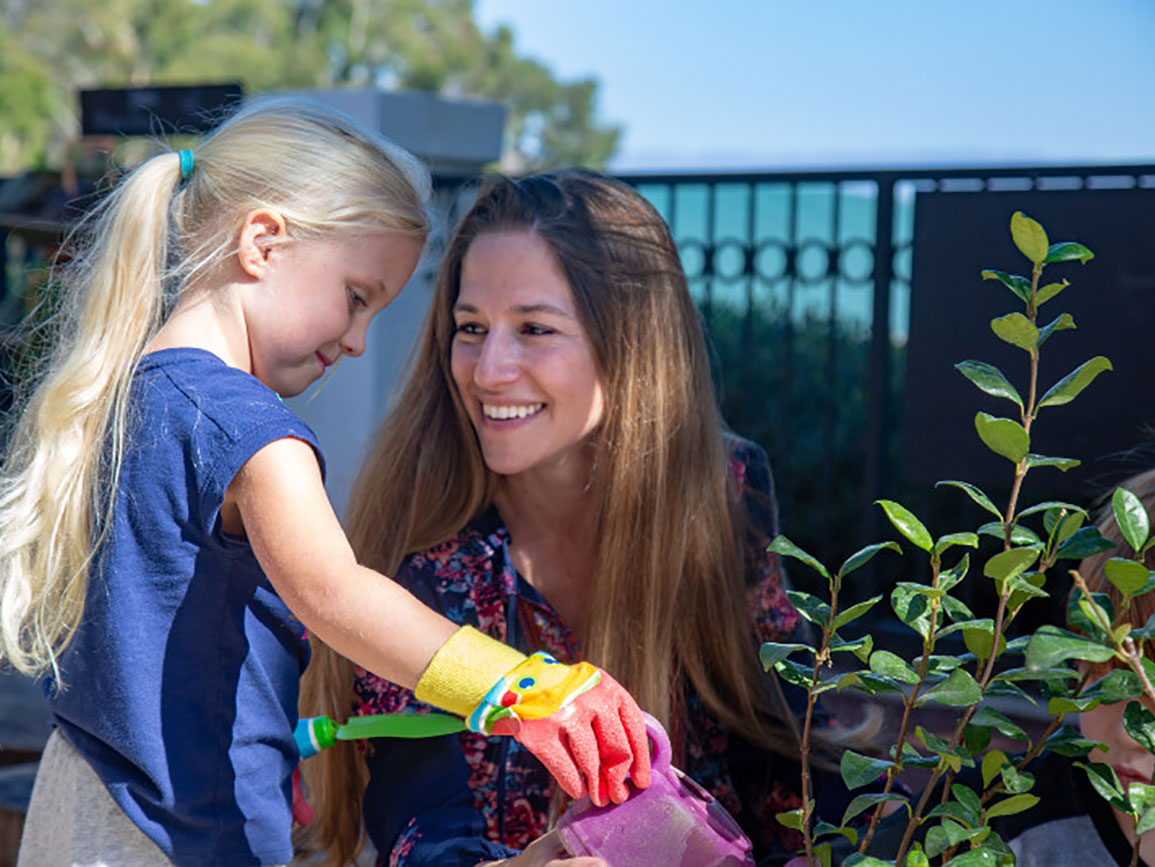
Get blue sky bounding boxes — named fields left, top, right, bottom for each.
left=474, top=0, right=1155, bottom=171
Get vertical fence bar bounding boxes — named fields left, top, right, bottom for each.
left=862, top=176, right=896, bottom=548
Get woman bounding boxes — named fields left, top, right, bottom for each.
left=297, top=169, right=817, bottom=866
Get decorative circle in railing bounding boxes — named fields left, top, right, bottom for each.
left=838, top=239, right=875, bottom=284
left=794, top=239, right=831, bottom=285
left=893, top=242, right=914, bottom=284
left=753, top=239, right=790, bottom=283
left=712, top=237, right=752, bottom=282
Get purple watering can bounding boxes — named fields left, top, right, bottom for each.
left=556, top=713, right=755, bottom=866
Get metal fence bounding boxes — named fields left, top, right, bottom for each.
left=615, top=164, right=1155, bottom=598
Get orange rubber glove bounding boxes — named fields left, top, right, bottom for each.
left=416, top=628, right=651, bottom=806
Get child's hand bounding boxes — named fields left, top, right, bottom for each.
left=479, top=654, right=651, bottom=806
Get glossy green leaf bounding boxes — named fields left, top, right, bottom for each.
left=833, top=595, right=883, bottom=631
left=1034, top=278, right=1070, bottom=306
left=1055, top=526, right=1115, bottom=560
left=1045, top=725, right=1107, bottom=757
left=786, top=590, right=832, bottom=626
left=1025, top=453, right=1081, bottom=472
left=1037, top=356, right=1112, bottom=409
left=1043, top=241, right=1094, bottom=264
left=940, top=595, right=976, bottom=624
left=1076, top=761, right=1128, bottom=810
left=1056, top=511, right=1086, bottom=544
left=939, top=554, right=973, bottom=594
left=1136, top=800, right=1155, bottom=836
left=983, top=546, right=1041, bottom=588
left=1025, top=625, right=1116, bottom=668
left=845, top=856, right=900, bottom=867
left=1048, top=695, right=1102, bottom=714
left=977, top=521, right=1041, bottom=546
left=1106, top=558, right=1150, bottom=597
left=955, top=360, right=1023, bottom=408
left=876, top=499, right=933, bottom=551
left=767, top=535, right=831, bottom=579
left=1068, top=590, right=1114, bottom=640
left=1005, top=572, right=1048, bottom=611
left=934, top=532, right=980, bottom=558
left=1113, top=487, right=1150, bottom=554
left=1037, top=311, right=1075, bottom=347
left=999, top=764, right=1036, bottom=794
left=985, top=793, right=1039, bottom=819
left=1124, top=701, right=1155, bottom=754
left=971, top=706, right=1028, bottom=741
left=1092, top=668, right=1142, bottom=704
left=774, top=804, right=808, bottom=831
left=975, top=413, right=1029, bottom=463
left=943, top=849, right=1003, bottom=866
left=870, top=649, right=920, bottom=684
left=1011, top=211, right=1049, bottom=264
left=891, top=583, right=933, bottom=638
left=759, top=642, right=809, bottom=670
left=1018, top=500, right=1087, bottom=521
left=772, top=658, right=813, bottom=689
left=981, top=268, right=1031, bottom=302
left=963, top=622, right=1007, bottom=659
left=838, top=541, right=902, bottom=579
left=936, top=480, right=1004, bottom=519
left=916, top=667, right=982, bottom=707
left=841, top=749, right=895, bottom=789
left=990, top=312, right=1040, bottom=353
left=982, top=749, right=1009, bottom=788
left=964, top=721, right=992, bottom=755
left=841, top=793, right=910, bottom=828
left=904, top=843, right=931, bottom=867
left=953, top=784, right=983, bottom=822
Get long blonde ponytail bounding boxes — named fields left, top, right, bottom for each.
left=0, top=153, right=180, bottom=679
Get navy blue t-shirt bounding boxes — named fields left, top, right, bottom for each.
left=46, top=348, right=322, bottom=866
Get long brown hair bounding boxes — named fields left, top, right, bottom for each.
left=297, top=169, right=799, bottom=863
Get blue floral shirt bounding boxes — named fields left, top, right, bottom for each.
left=353, top=439, right=808, bottom=866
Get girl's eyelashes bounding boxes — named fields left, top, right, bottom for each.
left=522, top=323, right=555, bottom=336
left=346, top=286, right=368, bottom=309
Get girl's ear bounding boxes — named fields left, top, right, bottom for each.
left=238, top=209, right=288, bottom=277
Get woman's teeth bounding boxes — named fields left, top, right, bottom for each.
left=482, top=403, right=544, bottom=420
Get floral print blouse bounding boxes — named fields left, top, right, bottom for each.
left=353, top=438, right=815, bottom=866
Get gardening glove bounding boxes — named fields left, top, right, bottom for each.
left=416, top=626, right=651, bottom=806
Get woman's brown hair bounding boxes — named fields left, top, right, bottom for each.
left=297, top=169, right=800, bottom=864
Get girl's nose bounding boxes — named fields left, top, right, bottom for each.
left=340, top=322, right=368, bottom=358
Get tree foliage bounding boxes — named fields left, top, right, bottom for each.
left=0, top=0, right=619, bottom=173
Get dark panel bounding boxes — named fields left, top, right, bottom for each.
left=79, top=84, right=243, bottom=137
left=902, top=188, right=1155, bottom=507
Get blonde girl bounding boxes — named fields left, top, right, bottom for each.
left=298, top=170, right=810, bottom=866
left=0, top=102, right=647, bottom=867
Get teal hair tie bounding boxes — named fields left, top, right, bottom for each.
left=178, top=149, right=195, bottom=181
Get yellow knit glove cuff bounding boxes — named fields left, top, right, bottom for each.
left=414, top=625, right=527, bottom=718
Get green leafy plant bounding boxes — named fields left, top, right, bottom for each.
left=764, top=211, right=1155, bottom=866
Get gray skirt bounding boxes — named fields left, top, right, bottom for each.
left=18, top=729, right=290, bottom=867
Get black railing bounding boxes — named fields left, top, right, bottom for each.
left=616, top=164, right=1155, bottom=598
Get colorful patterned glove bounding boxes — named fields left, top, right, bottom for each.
left=415, top=627, right=651, bottom=807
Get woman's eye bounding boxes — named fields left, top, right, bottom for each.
left=524, top=323, right=555, bottom=336
left=454, top=321, right=484, bottom=336
left=347, top=287, right=368, bottom=309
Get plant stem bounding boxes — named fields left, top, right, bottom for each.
left=864, top=558, right=943, bottom=857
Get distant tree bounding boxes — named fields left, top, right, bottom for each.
left=0, top=0, right=619, bottom=172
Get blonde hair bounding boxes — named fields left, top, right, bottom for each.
left=0, top=97, right=430, bottom=680
left=298, top=170, right=800, bottom=864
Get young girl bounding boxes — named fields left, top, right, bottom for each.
left=0, top=101, right=648, bottom=867
left=296, top=170, right=825, bottom=867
